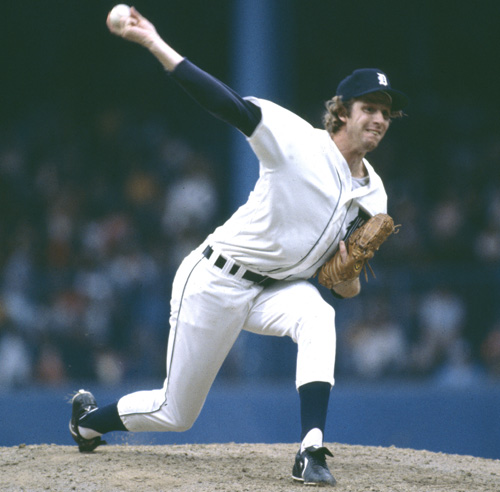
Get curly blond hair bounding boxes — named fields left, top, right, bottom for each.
left=322, top=96, right=353, bottom=134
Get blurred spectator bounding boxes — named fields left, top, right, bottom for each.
left=474, top=186, right=500, bottom=262
left=95, top=348, right=125, bottom=386
left=411, top=287, right=467, bottom=376
left=384, top=194, right=425, bottom=262
left=481, top=322, right=500, bottom=379
left=343, top=298, right=408, bottom=380
left=427, top=192, right=471, bottom=262
left=35, top=339, right=67, bottom=386
left=0, top=304, right=32, bottom=388
left=433, top=338, right=485, bottom=388
left=162, top=150, right=219, bottom=267
left=474, top=220, right=500, bottom=262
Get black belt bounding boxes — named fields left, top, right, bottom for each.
left=203, top=246, right=276, bottom=287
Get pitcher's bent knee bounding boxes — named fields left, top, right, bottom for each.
left=117, top=389, right=198, bottom=433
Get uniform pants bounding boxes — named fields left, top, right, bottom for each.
left=117, top=245, right=337, bottom=432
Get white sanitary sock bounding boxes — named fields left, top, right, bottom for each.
left=301, top=427, right=323, bottom=452
left=78, top=426, right=102, bottom=440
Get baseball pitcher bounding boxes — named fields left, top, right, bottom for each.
left=69, top=6, right=408, bottom=487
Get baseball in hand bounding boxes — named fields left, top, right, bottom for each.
left=108, top=4, right=131, bottom=33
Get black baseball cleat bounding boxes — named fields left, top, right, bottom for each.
left=292, top=445, right=337, bottom=486
left=69, top=389, right=107, bottom=453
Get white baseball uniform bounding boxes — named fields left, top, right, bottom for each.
left=117, top=97, right=388, bottom=433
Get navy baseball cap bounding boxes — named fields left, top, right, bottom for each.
left=336, top=68, right=409, bottom=111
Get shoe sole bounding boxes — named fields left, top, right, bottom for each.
left=292, top=475, right=333, bottom=486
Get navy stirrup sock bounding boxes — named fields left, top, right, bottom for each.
left=79, top=402, right=127, bottom=434
left=299, top=381, right=331, bottom=440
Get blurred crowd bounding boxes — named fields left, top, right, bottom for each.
left=0, top=97, right=500, bottom=391
left=0, top=105, right=221, bottom=388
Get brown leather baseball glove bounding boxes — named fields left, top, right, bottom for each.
left=317, top=213, right=400, bottom=289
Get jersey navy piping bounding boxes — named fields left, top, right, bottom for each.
left=165, top=255, right=206, bottom=391
left=265, top=164, right=345, bottom=278
left=293, top=200, right=355, bottom=281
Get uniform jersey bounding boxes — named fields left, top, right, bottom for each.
left=208, top=98, right=388, bottom=280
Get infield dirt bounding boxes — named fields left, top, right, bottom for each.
left=1, top=442, right=498, bottom=491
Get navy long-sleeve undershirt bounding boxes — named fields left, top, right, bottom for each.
left=169, top=58, right=262, bottom=137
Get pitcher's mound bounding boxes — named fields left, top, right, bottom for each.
left=1, top=442, right=498, bottom=491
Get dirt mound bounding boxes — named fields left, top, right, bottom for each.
left=1, top=442, right=498, bottom=491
